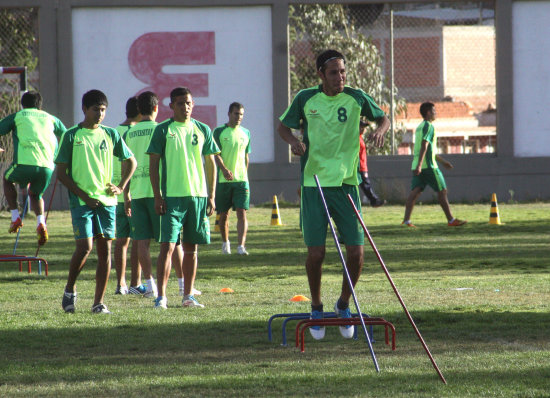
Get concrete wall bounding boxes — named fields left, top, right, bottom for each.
left=0, top=0, right=548, bottom=208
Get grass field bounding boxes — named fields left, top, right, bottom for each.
left=0, top=202, right=549, bottom=397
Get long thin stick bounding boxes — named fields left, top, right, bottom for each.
left=346, top=194, right=447, bottom=384
left=314, top=175, right=380, bottom=372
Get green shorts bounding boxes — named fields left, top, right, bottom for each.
left=411, top=168, right=447, bottom=192
left=159, top=196, right=210, bottom=244
left=300, top=184, right=364, bottom=247
left=115, top=202, right=131, bottom=239
left=131, top=197, right=160, bottom=241
left=4, top=164, right=53, bottom=198
left=70, top=204, right=116, bottom=240
left=215, top=181, right=250, bottom=212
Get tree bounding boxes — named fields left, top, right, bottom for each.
left=289, top=4, right=406, bottom=155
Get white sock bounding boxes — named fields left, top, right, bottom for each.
left=449, top=218, right=455, bottom=223
left=146, top=278, right=156, bottom=291
left=37, top=215, right=46, bottom=226
left=11, top=209, right=19, bottom=222
left=403, top=220, right=411, bottom=225
left=178, top=278, right=184, bottom=290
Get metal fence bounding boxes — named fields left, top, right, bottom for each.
left=289, top=2, right=496, bottom=156
left=0, top=7, right=39, bottom=209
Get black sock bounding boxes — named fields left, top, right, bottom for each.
left=311, top=304, right=323, bottom=312
left=337, top=298, right=349, bottom=310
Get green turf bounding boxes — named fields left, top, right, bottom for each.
left=0, top=203, right=549, bottom=397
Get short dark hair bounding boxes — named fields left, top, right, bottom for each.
left=420, top=102, right=435, bottom=119
left=82, top=89, right=108, bottom=109
left=125, top=96, right=139, bottom=119
left=228, top=102, right=244, bottom=113
left=137, top=91, right=158, bottom=116
left=170, top=87, right=192, bottom=102
left=21, top=91, right=42, bottom=109
left=316, top=49, right=345, bottom=72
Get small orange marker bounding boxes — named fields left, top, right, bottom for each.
left=290, top=295, right=310, bottom=302
left=219, top=287, right=234, bottom=293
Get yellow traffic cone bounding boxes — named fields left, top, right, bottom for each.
left=489, top=193, right=502, bottom=225
left=271, top=195, right=283, bottom=226
left=214, top=213, right=220, bottom=232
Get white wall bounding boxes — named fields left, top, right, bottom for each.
left=512, top=1, right=550, bottom=157
left=72, top=6, right=274, bottom=162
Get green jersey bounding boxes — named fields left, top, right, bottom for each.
left=113, top=124, right=132, bottom=203
left=146, top=118, right=220, bottom=198
left=280, top=85, right=385, bottom=187
left=0, top=108, right=66, bottom=169
left=213, top=124, right=251, bottom=183
left=412, top=120, right=438, bottom=170
left=124, top=120, right=157, bottom=199
left=55, top=124, right=134, bottom=208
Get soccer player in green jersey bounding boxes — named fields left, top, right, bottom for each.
left=125, top=91, right=199, bottom=302
left=113, top=96, right=142, bottom=295
left=0, top=91, right=66, bottom=245
left=213, top=102, right=251, bottom=255
left=278, top=49, right=390, bottom=340
left=147, top=87, right=219, bottom=309
left=56, top=89, right=136, bottom=314
left=402, top=102, right=466, bottom=228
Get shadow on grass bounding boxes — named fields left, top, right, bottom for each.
left=0, top=310, right=548, bottom=396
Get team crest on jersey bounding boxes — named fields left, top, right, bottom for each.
left=308, top=109, right=320, bottom=117
left=75, top=140, right=83, bottom=146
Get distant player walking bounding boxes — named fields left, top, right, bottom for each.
left=213, top=102, right=251, bottom=255
left=402, top=102, right=466, bottom=228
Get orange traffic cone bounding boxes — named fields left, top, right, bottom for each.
left=489, top=193, right=502, bottom=225
left=271, top=195, right=282, bottom=226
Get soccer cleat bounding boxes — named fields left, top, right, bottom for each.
left=144, top=282, right=158, bottom=298
left=237, top=245, right=249, bottom=255
left=91, top=303, right=111, bottom=314
left=448, top=219, right=467, bottom=227
left=401, top=221, right=417, bottom=228
left=62, top=290, right=77, bottom=313
left=9, top=217, right=23, bottom=233
left=154, top=296, right=168, bottom=310
left=221, top=242, right=231, bottom=255
left=179, top=287, right=202, bottom=296
left=182, top=295, right=204, bottom=308
left=36, top=224, right=48, bottom=245
left=309, top=310, right=325, bottom=340
left=128, top=284, right=147, bottom=295
left=334, top=303, right=355, bottom=339
left=115, top=285, right=128, bottom=295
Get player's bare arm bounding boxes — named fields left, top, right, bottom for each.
left=204, top=154, right=217, bottom=216
left=148, top=153, right=166, bottom=215
left=215, top=154, right=233, bottom=181
left=436, top=155, right=453, bottom=169
left=367, top=115, right=390, bottom=148
left=278, top=122, right=305, bottom=156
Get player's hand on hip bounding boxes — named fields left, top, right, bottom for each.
left=106, top=183, right=122, bottom=196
